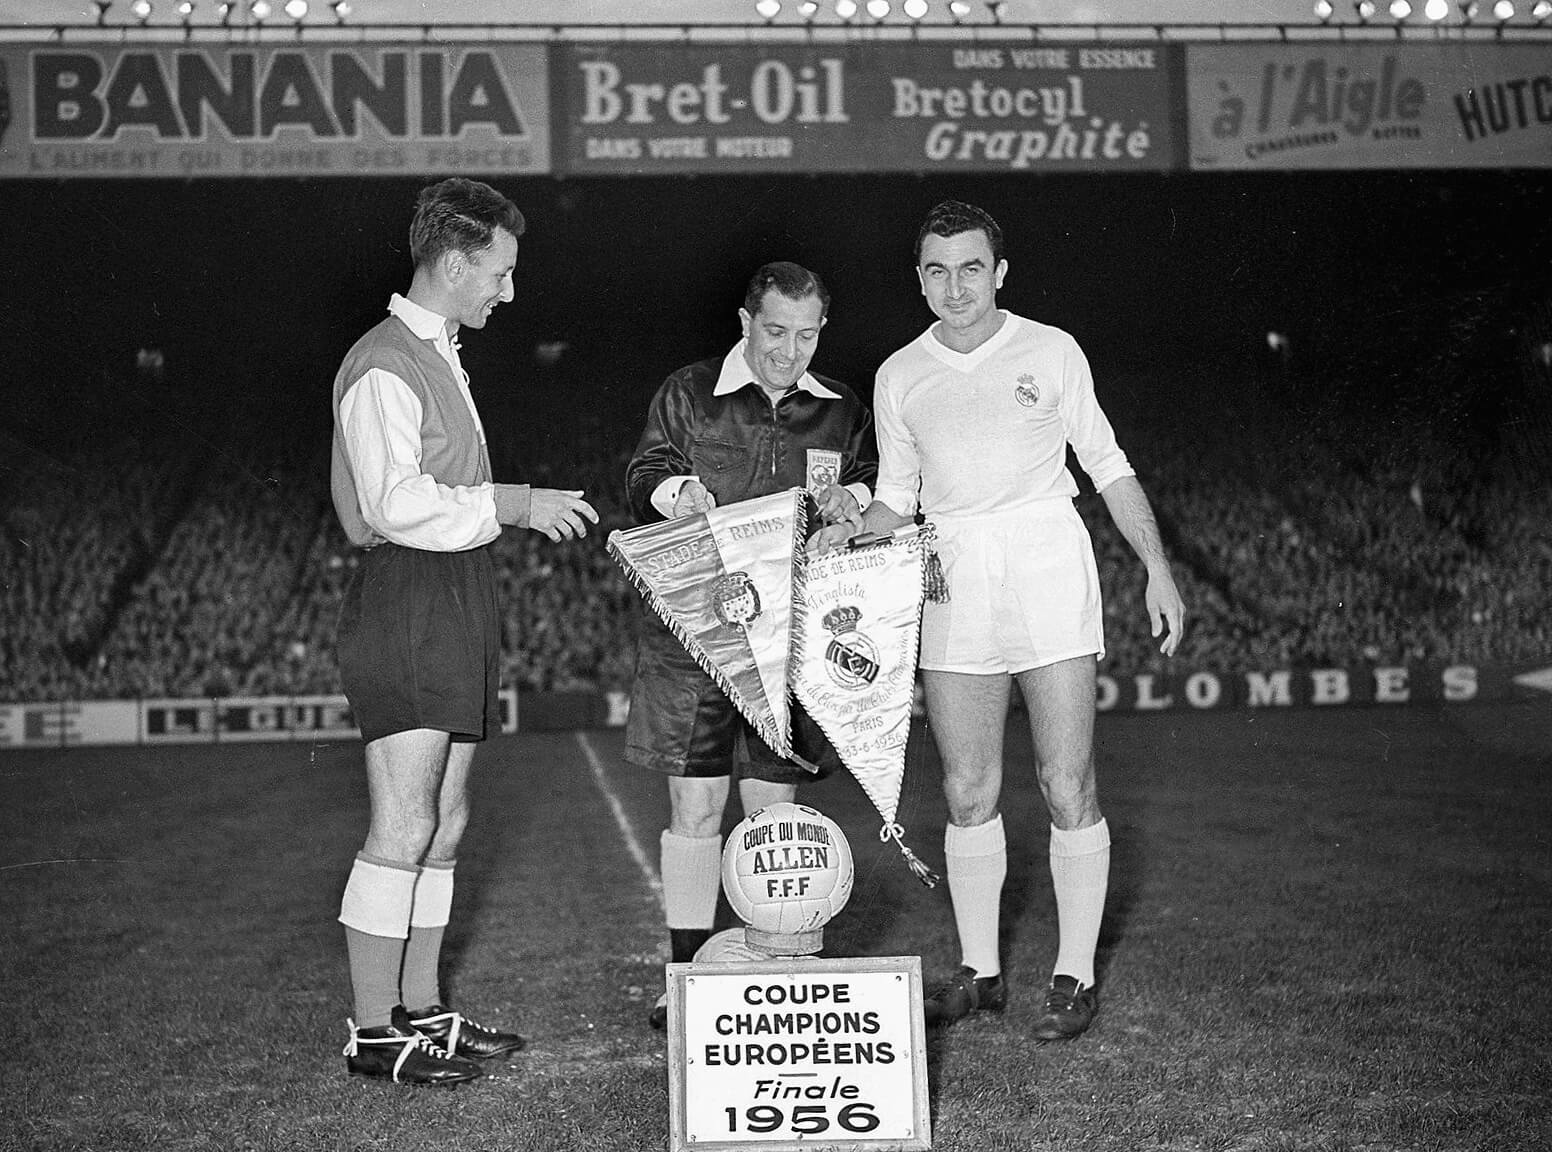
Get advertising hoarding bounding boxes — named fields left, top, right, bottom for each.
left=557, top=40, right=1180, bottom=174
left=3, top=39, right=1543, bottom=177
left=1187, top=42, right=1551, bottom=170
left=0, top=42, right=551, bottom=177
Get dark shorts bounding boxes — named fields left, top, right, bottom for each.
left=625, top=617, right=840, bottom=785
left=336, top=543, right=500, bottom=744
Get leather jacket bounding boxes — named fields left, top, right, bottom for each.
left=626, top=354, right=877, bottom=526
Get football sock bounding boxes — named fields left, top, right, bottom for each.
left=945, top=815, right=1006, bottom=978
left=661, top=831, right=722, bottom=962
left=670, top=927, right=714, bottom=964
left=1049, top=818, right=1110, bottom=989
left=339, top=852, right=418, bottom=1028
left=401, top=859, right=455, bottom=1012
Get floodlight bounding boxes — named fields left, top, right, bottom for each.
left=755, top=0, right=781, bottom=18
left=249, top=0, right=272, bottom=22
left=1533, top=0, right=1551, bottom=22
left=1355, top=0, right=1377, bottom=20
left=1492, top=0, right=1514, bottom=17
left=1314, top=0, right=1335, bottom=19
left=130, top=0, right=153, bottom=22
left=950, top=0, right=973, bottom=16
left=867, top=0, right=891, bottom=18
left=283, top=0, right=307, bottom=19
left=215, top=0, right=234, bottom=23
left=331, top=0, right=351, bottom=19
left=1424, top=0, right=1449, bottom=17
left=903, top=0, right=929, bottom=17
left=835, top=0, right=858, bottom=17
left=798, top=0, right=820, bottom=16
left=1389, top=0, right=1412, bottom=16
left=1459, top=0, right=1480, bottom=19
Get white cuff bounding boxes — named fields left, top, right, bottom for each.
left=339, top=856, right=417, bottom=938
left=652, top=475, right=702, bottom=518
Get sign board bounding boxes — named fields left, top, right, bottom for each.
left=3, top=38, right=1543, bottom=177
left=666, top=956, right=930, bottom=1151
left=0, top=665, right=1537, bottom=749
left=558, top=41, right=1179, bottom=174
left=1186, top=43, right=1552, bottom=170
left=0, top=42, right=552, bottom=177
left=0, top=701, right=108, bottom=748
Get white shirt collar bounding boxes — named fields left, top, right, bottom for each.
left=713, top=340, right=841, bottom=400
left=389, top=293, right=456, bottom=349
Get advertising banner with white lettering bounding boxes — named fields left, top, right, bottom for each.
left=559, top=41, right=1178, bottom=174
left=1187, top=43, right=1551, bottom=171
left=0, top=43, right=551, bottom=178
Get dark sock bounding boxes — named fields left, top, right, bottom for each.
left=670, top=927, right=713, bottom=963
left=344, top=927, right=405, bottom=1029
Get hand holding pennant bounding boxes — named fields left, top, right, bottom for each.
left=607, top=489, right=807, bottom=762
left=793, top=525, right=942, bottom=887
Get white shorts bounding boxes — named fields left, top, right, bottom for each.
left=919, top=500, right=1104, bottom=675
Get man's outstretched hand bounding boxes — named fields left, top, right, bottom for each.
left=531, top=489, right=599, bottom=542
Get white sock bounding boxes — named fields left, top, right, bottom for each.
left=1050, top=818, right=1110, bottom=988
left=945, top=815, right=1006, bottom=978
left=660, top=830, right=722, bottom=930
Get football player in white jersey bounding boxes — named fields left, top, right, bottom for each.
left=817, top=199, right=1185, bottom=1041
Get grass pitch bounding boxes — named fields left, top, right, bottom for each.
left=2, top=701, right=1549, bottom=1151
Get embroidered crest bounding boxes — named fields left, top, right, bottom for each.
left=711, top=572, right=762, bottom=630
left=821, top=604, right=881, bottom=689
left=1014, top=374, right=1040, bottom=407
left=806, top=448, right=842, bottom=494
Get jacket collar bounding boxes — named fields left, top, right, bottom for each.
left=713, top=340, right=840, bottom=400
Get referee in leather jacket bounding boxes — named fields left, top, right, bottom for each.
left=624, top=261, right=877, bottom=1029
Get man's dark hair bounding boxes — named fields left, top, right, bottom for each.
left=915, top=199, right=1004, bottom=266
left=410, top=178, right=526, bottom=270
left=743, top=261, right=830, bottom=320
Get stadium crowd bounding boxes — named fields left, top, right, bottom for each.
left=2, top=374, right=1548, bottom=704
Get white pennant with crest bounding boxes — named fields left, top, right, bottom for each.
left=793, top=525, right=940, bottom=885
left=607, top=489, right=806, bottom=758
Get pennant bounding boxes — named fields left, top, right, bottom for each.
left=608, top=489, right=807, bottom=759
left=793, top=525, right=941, bottom=886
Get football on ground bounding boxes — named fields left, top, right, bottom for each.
left=722, top=802, right=854, bottom=948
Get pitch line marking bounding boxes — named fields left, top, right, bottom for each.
left=574, top=730, right=663, bottom=906
left=0, top=858, right=133, bottom=871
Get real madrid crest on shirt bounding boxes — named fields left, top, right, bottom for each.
left=1014, top=373, right=1040, bottom=407
left=608, top=489, right=805, bottom=759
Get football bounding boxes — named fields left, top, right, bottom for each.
left=722, top=802, right=853, bottom=954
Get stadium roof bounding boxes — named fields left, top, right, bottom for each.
left=5, top=1, right=1545, bottom=43
left=0, top=2, right=1356, bottom=32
